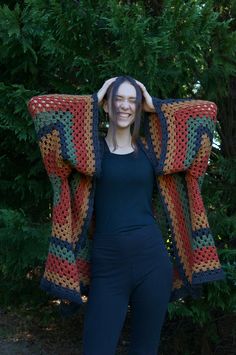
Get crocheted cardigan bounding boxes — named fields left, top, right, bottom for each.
left=28, top=93, right=225, bottom=305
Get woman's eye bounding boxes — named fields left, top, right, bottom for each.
left=115, top=98, right=136, bottom=104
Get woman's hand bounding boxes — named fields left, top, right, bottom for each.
left=97, top=77, right=117, bottom=105
left=135, top=80, right=155, bottom=112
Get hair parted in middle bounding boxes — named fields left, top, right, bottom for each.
left=103, top=75, right=143, bottom=152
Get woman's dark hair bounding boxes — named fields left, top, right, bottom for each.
left=103, top=75, right=143, bottom=152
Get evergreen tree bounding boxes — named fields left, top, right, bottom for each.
left=0, top=0, right=235, bottom=352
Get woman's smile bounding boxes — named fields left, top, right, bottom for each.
left=118, top=112, right=132, bottom=118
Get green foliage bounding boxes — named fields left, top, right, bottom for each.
left=0, top=208, right=50, bottom=305
left=0, top=0, right=235, bottom=352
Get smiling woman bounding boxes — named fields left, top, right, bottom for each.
left=81, top=76, right=175, bottom=354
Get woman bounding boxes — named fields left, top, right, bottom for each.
left=82, top=76, right=173, bottom=354
left=27, top=75, right=225, bottom=355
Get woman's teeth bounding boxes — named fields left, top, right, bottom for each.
left=119, top=113, right=130, bottom=117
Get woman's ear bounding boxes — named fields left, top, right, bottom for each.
left=103, top=100, right=108, bottom=113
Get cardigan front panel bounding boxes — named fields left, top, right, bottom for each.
left=28, top=94, right=225, bottom=304
left=146, top=98, right=225, bottom=288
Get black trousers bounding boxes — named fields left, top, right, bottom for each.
left=82, top=223, right=173, bottom=355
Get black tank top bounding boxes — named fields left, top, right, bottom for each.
left=94, top=137, right=157, bottom=235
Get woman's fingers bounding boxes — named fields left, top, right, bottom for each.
left=135, top=80, right=147, bottom=93
left=97, top=77, right=117, bottom=104
left=135, top=79, right=155, bottom=112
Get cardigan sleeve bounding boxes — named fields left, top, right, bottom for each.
left=149, top=97, right=217, bottom=176
left=27, top=93, right=101, bottom=178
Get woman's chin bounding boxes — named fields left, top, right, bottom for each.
left=115, top=118, right=134, bottom=128
left=116, top=122, right=132, bottom=129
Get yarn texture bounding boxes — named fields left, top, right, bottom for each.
left=27, top=93, right=225, bottom=304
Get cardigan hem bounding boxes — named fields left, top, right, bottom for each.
left=170, top=284, right=203, bottom=302
left=170, top=268, right=226, bottom=302
left=40, top=278, right=84, bottom=305
left=92, top=92, right=102, bottom=178
left=192, top=268, right=226, bottom=284
left=151, top=97, right=168, bottom=174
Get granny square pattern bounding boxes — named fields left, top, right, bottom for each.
left=28, top=94, right=225, bottom=304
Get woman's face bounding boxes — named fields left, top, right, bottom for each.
left=109, top=81, right=137, bottom=129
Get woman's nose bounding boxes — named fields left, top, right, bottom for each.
left=120, top=100, right=129, bottom=109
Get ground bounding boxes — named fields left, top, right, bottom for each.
left=0, top=303, right=131, bottom=355
left=0, top=302, right=235, bottom=355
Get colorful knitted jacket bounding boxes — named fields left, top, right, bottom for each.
left=28, top=93, right=226, bottom=305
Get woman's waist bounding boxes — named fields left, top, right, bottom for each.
left=93, top=222, right=160, bottom=237
left=92, top=222, right=163, bottom=254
